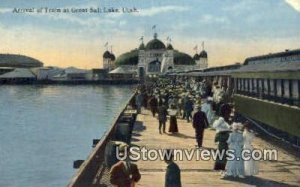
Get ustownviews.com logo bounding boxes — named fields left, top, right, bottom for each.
left=116, top=147, right=278, bottom=161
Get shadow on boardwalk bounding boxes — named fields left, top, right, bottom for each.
left=167, top=132, right=195, bottom=139
left=133, top=120, right=146, bottom=132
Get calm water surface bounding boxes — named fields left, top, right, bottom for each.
left=0, top=85, right=134, bottom=187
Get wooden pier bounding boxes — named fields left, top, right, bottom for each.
left=69, top=102, right=300, bottom=187
left=131, top=109, right=300, bottom=187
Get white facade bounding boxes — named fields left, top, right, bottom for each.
left=138, top=48, right=175, bottom=75
left=199, top=57, right=208, bottom=69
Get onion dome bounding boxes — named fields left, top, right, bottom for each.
left=115, top=49, right=139, bottom=66
left=173, top=50, right=196, bottom=65
left=103, top=51, right=111, bottom=58
left=145, top=39, right=166, bottom=50
left=199, top=50, right=208, bottom=58
left=109, top=53, right=116, bottom=61
left=166, top=44, right=173, bottom=50
left=193, top=54, right=200, bottom=60
left=139, top=43, right=145, bottom=50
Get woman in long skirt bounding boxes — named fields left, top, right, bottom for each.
left=213, top=117, right=231, bottom=171
left=224, top=122, right=245, bottom=178
left=168, top=105, right=178, bottom=133
left=243, top=122, right=259, bottom=176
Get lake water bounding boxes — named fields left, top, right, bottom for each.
left=0, top=85, right=134, bottom=187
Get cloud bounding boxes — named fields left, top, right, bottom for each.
left=134, top=5, right=189, bottom=17
left=285, top=0, right=300, bottom=12
left=0, top=8, right=12, bottom=14
left=199, top=14, right=229, bottom=24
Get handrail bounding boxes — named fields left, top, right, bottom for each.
left=68, top=92, right=136, bottom=187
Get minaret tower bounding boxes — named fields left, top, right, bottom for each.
left=199, top=41, right=208, bottom=69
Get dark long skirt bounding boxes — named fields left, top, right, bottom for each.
left=213, top=131, right=230, bottom=170
left=169, top=116, right=178, bottom=133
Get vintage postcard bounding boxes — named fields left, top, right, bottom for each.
left=0, top=0, right=299, bottom=187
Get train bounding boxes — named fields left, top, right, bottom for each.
left=168, top=49, right=300, bottom=146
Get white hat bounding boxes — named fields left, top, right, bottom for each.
left=213, top=117, right=230, bottom=132
left=232, top=122, right=243, bottom=131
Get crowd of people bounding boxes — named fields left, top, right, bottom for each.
left=110, top=77, right=259, bottom=187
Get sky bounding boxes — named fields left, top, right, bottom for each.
left=0, top=0, right=300, bottom=69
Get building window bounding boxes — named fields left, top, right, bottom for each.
left=276, top=79, right=282, bottom=97
left=245, top=79, right=249, bottom=93
left=240, top=78, right=244, bottom=91
left=258, top=79, right=263, bottom=99
left=270, top=79, right=275, bottom=96
left=249, top=79, right=253, bottom=93
left=283, top=80, right=290, bottom=99
left=253, top=79, right=258, bottom=94
left=289, top=79, right=300, bottom=107
left=292, top=80, right=300, bottom=99
left=264, top=79, right=269, bottom=95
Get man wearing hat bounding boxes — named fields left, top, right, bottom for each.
left=110, top=144, right=141, bottom=187
left=164, top=149, right=182, bottom=187
left=184, top=95, right=194, bottom=123
left=192, top=106, right=209, bottom=148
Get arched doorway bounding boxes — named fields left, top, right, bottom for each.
left=148, top=60, right=161, bottom=73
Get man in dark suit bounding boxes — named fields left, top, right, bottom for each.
left=158, top=103, right=168, bottom=134
left=193, top=106, right=209, bottom=148
left=164, top=149, right=181, bottom=187
left=184, top=96, right=194, bottom=122
left=148, top=95, right=158, bottom=117
left=110, top=145, right=141, bottom=187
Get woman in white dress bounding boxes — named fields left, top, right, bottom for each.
left=201, top=97, right=214, bottom=125
left=224, top=122, right=245, bottom=178
left=243, top=123, right=259, bottom=176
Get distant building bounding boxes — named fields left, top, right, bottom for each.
left=114, top=33, right=199, bottom=77
left=0, top=68, right=36, bottom=83
left=92, top=69, right=108, bottom=80
left=0, top=54, right=43, bottom=68
left=51, top=67, right=91, bottom=81
left=31, top=67, right=64, bottom=80
left=109, top=66, right=136, bottom=79
left=103, top=50, right=116, bottom=71
left=193, top=47, right=208, bottom=70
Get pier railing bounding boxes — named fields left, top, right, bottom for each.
left=67, top=92, right=136, bottom=187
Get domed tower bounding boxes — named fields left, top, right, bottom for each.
left=199, top=50, right=208, bottom=69
left=161, top=42, right=174, bottom=73
left=193, top=53, right=200, bottom=68
left=138, top=32, right=167, bottom=75
left=109, top=51, right=116, bottom=70
left=103, top=50, right=111, bottom=70
left=166, top=43, right=173, bottom=50
left=199, top=42, right=208, bottom=69
left=103, top=47, right=116, bottom=71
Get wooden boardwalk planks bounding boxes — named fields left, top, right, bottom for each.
left=132, top=109, right=300, bottom=187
